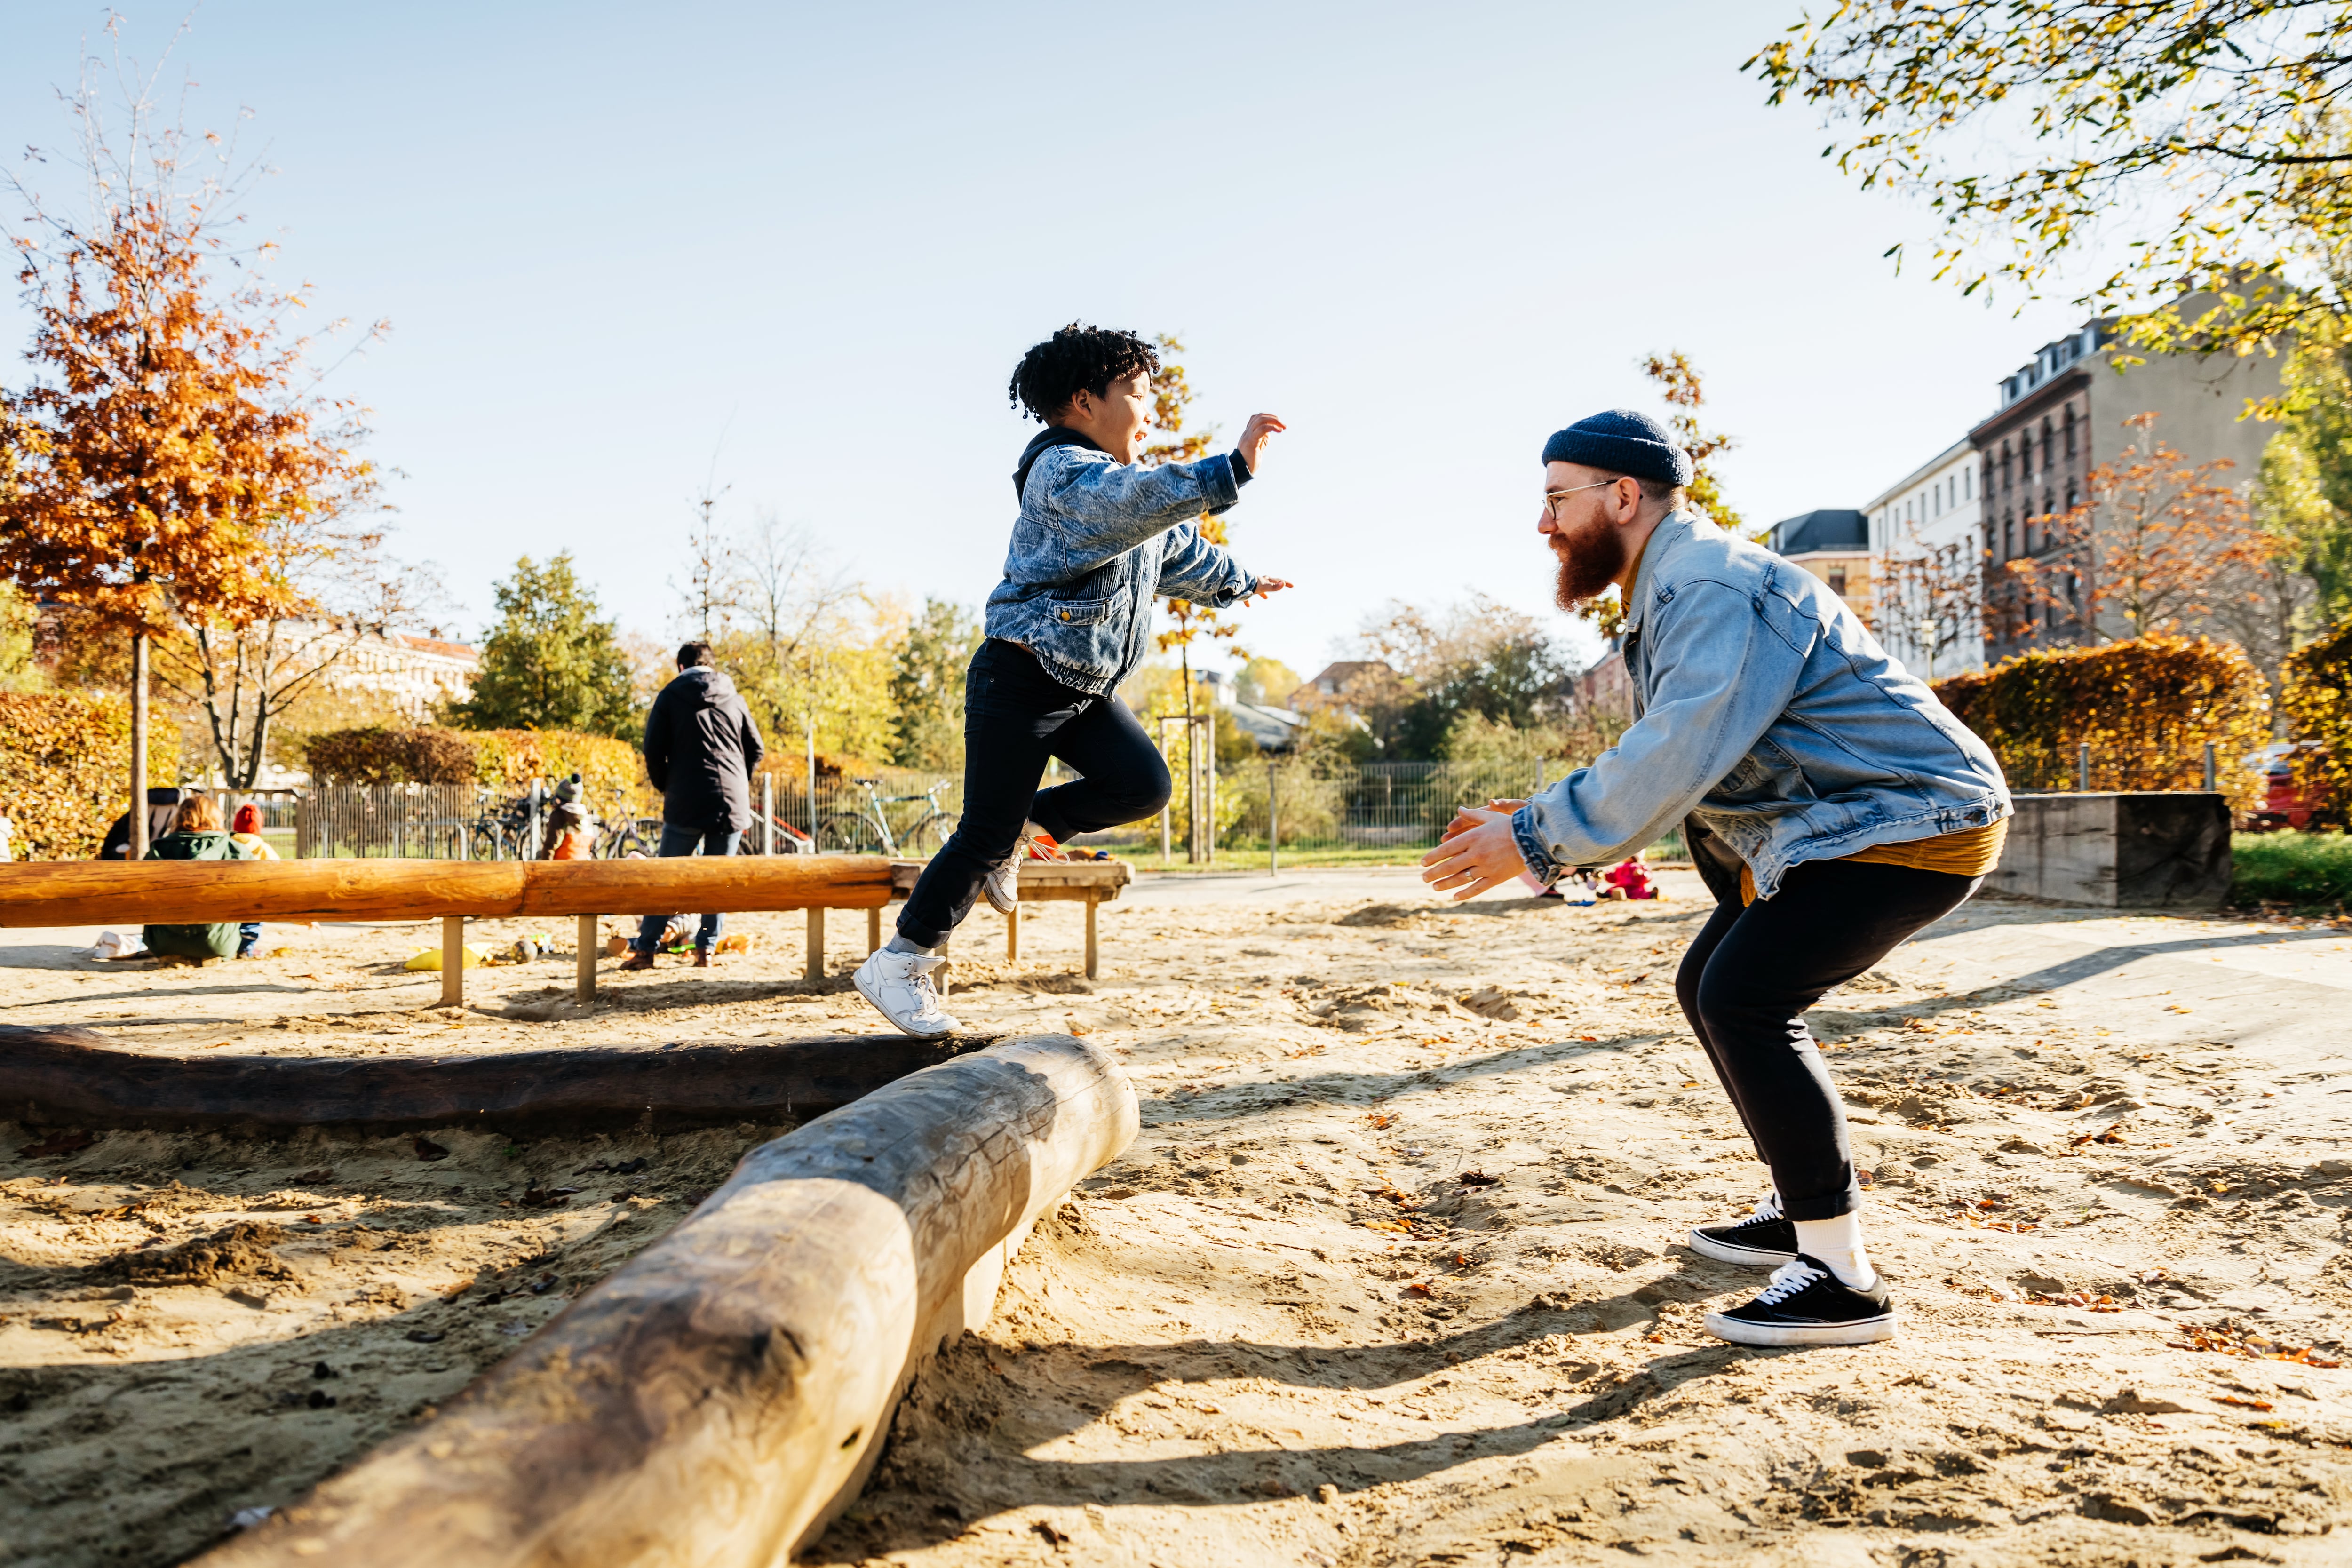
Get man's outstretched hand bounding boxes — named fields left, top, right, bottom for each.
left=1420, top=806, right=1530, bottom=901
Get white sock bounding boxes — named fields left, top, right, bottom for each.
left=885, top=934, right=940, bottom=957
left=1790, top=1213, right=1875, bottom=1291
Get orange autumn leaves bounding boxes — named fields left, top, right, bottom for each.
left=1, top=184, right=373, bottom=639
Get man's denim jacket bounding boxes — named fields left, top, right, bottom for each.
left=1512, top=512, right=2010, bottom=899
left=985, top=440, right=1260, bottom=695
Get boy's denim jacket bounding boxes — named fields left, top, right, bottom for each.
left=1512, top=512, right=2010, bottom=899
left=985, top=432, right=1260, bottom=695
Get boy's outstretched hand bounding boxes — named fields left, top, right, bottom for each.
left=1420, top=806, right=1529, bottom=901
left=1246, top=576, right=1293, bottom=603
left=1239, top=412, right=1286, bottom=474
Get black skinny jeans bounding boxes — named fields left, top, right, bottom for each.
left=897, top=639, right=1172, bottom=948
left=1675, top=852, right=1980, bottom=1220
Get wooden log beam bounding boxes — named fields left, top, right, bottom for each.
left=517, top=856, right=894, bottom=917
left=201, top=1035, right=1137, bottom=1568
left=0, top=860, right=528, bottom=928
left=0, top=1025, right=984, bottom=1135
left=0, top=855, right=894, bottom=929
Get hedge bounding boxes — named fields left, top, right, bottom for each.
left=0, top=692, right=184, bottom=860
left=305, top=726, right=653, bottom=812
left=1931, top=635, right=2269, bottom=813
left=2280, top=612, right=2352, bottom=819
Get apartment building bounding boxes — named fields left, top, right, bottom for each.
left=1971, top=309, right=2281, bottom=661
left=1865, top=439, right=1984, bottom=677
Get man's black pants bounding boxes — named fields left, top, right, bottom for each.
left=897, top=639, right=1171, bottom=948
left=1675, top=853, right=1979, bottom=1220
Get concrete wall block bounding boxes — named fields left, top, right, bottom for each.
left=1991, top=792, right=2231, bottom=909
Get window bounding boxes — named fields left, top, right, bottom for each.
left=1827, top=566, right=1849, bottom=597
left=2021, top=430, right=2034, bottom=477
left=2064, top=405, right=2077, bottom=458
left=2004, top=514, right=2016, bottom=558
left=2042, top=417, right=2055, bottom=473
left=1967, top=467, right=1975, bottom=500
left=2066, top=478, right=2079, bottom=511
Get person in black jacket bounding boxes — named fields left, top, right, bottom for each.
left=624, top=642, right=766, bottom=969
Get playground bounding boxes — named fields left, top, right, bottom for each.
left=3, top=867, right=2348, bottom=1565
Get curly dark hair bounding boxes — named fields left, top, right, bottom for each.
left=1007, top=323, right=1160, bottom=423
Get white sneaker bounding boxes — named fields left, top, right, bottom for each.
left=854, top=947, right=961, bottom=1039
left=981, top=820, right=1052, bottom=915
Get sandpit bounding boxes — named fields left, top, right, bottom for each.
left=3, top=879, right=2349, bottom=1565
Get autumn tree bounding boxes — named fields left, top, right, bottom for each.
left=1353, top=594, right=1574, bottom=758
left=2006, top=414, right=2283, bottom=648
left=1145, top=333, right=1250, bottom=696
left=1571, top=351, right=1743, bottom=640
left=717, top=511, right=890, bottom=766
left=887, top=597, right=980, bottom=771
left=1747, top=2, right=2352, bottom=357
left=0, top=29, right=378, bottom=847
left=1876, top=524, right=1983, bottom=679
left=152, top=530, right=449, bottom=790
left=451, top=554, right=637, bottom=737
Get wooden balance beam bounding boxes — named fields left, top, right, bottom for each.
left=0, top=857, right=894, bottom=1005
left=199, top=1034, right=1138, bottom=1568
left=884, top=856, right=1133, bottom=979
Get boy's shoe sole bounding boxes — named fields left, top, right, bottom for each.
left=853, top=963, right=958, bottom=1040
left=1687, top=1218, right=1800, bottom=1268
left=1702, top=1306, right=1897, bottom=1347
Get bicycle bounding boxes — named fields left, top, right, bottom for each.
left=815, top=777, right=954, bottom=857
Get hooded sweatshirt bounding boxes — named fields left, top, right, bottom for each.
left=643, top=666, right=767, bottom=834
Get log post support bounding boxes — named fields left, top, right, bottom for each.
left=805, top=906, right=826, bottom=981
left=1005, top=903, right=1019, bottom=963
left=1084, top=895, right=1099, bottom=981
left=576, top=913, right=597, bottom=1003
left=866, top=906, right=882, bottom=955
left=440, top=915, right=464, bottom=1007
left=200, top=1036, right=1138, bottom=1568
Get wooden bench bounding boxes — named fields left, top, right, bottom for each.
left=878, top=856, right=1132, bottom=979
left=0, top=857, right=894, bottom=1006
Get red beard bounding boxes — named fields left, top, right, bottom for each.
left=1552, top=509, right=1629, bottom=610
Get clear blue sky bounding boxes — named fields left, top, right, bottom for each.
left=1, top=0, right=2091, bottom=682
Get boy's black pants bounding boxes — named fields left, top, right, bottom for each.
left=897, top=639, right=1171, bottom=949
left=1674, top=848, right=1979, bottom=1221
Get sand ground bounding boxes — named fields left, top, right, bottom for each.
left=2, top=870, right=2349, bottom=1566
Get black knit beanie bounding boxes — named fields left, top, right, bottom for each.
left=1541, top=409, right=1693, bottom=487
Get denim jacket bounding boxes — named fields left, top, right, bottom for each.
left=1511, top=512, right=2010, bottom=899
left=985, top=435, right=1262, bottom=695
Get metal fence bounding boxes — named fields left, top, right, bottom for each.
left=274, top=759, right=1660, bottom=865
left=283, top=769, right=970, bottom=860
left=296, top=783, right=488, bottom=859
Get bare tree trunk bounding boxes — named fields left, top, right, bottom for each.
left=129, top=629, right=149, bottom=861
left=1179, top=639, right=1197, bottom=863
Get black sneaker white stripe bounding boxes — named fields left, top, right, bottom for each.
left=1687, top=1191, right=1798, bottom=1267
left=1704, top=1254, right=1896, bottom=1347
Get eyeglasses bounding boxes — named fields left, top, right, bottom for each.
left=1542, top=479, right=1618, bottom=520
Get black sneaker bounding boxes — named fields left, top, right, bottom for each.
left=1687, top=1193, right=1798, bottom=1267
left=1704, top=1255, right=1895, bottom=1346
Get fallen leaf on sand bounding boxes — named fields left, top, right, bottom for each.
left=2217, top=1395, right=2275, bottom=1411
left=1366, top=1113, right=1394, bottom=1130
left=1458, top=1171, right=1500, bottom=1187
left=1363, top=1219, right=1409, bottom=1234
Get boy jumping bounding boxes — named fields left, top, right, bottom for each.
left=854, top=324, right=1289, bottom=1037
left=1421, top=408, right=2010, bottom=1349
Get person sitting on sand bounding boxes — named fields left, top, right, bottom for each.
left=1419, top=408, right=2010, bottom=1350
left=227, top=803, right=278, bottom=957
left=143, top=795, right=254, bottom=961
